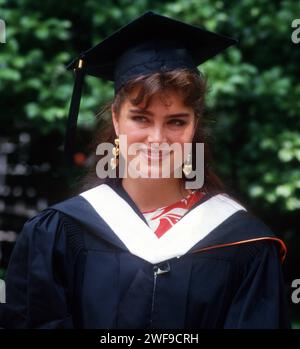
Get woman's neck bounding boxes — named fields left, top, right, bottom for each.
left=121, top=178, right=191, bottom=212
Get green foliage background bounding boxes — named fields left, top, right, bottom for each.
left=1, top=0, right=300, bottom=326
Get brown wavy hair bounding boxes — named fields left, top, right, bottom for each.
left=76, top=68, right=226, bottom=195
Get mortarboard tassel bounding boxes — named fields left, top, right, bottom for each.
left=64, top=57, right=85, bottom=165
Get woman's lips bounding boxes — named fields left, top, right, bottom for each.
left=140, top=149, right=171, bottom=160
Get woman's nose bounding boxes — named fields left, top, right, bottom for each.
left=147, top=125, right=166, bottom=143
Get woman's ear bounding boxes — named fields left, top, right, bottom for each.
left=111, top=105, right=119, bottom=136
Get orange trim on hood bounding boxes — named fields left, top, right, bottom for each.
left=192, top=237, right=287, bottom=263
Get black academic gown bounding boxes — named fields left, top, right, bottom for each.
left=0, top=182, right=291, bottom=329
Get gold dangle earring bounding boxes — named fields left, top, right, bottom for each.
left=110, top=138, right=120, bottom=170
left=182, top=152, right=192, bottom=176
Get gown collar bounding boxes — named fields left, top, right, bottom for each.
left=77, top=183, right=246, bottom=264
left=52, top=182, right=286, bottom=264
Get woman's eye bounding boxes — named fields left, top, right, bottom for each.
left=131, top=116, right=186, bottom=127
left=132, top=116, right=148, bottom=123
left=169, top=119, right=186, bottom=127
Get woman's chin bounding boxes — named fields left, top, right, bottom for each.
left=125, top=152, right=183, bottom=179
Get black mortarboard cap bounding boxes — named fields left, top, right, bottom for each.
left=65, top=11, right=237, bottom=164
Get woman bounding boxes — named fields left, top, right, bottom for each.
left=0, top=11, right=290, bottom=329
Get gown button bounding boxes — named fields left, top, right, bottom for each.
left=153, top=262, right=170, bottom=275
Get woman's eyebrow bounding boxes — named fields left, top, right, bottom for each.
left=129, top=109, right=191, bottom=118
left=129, top=108, right=153, bottom=115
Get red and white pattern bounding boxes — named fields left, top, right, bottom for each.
left=142, top=190, right=206, bottom=238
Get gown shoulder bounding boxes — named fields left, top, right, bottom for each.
left=0, top=207, right=85, bottom=329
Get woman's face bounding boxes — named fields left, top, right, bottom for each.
left=112, top=88, right=197, bottom=178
